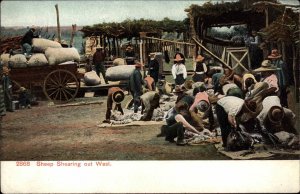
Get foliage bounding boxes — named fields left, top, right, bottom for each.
left=80, top=18, right=189, bottom=38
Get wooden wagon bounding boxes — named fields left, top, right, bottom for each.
left=10, top=62, right=80, bottom=104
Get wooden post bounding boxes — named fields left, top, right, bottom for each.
left=55, top=4, right=61, bottom=43
left=265, top=7, right=269, bottom=27
left=69, top=24, right=76, bottom=47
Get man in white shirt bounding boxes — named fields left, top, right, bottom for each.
left=172, top=54, right=187, bottom=85
left=216, top=96, right=257, bottom=147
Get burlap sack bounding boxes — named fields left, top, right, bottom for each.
left=106, top=65, right=135, bottom=81
left=27, top=53, right=48, bottom=67
left=32, top=38, right=62, bottom=53
left=84, top=70, right=101, bottom=86
left=113, top=58, right=125, bottom=66
left=45, top=47, right=80, bottom=65
left=9, top=54, right=27, bottom=68
left=0, top=54, right=10, bottom=65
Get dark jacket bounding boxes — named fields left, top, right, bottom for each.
left=93, top=50, right=105, bottom=64
left=21, top=29, right=38, bottom=45
left=147, top=59, right=159, bottom=82
left=129, top=68, right=144, bottom=95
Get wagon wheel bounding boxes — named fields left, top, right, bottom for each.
left=43, top=69, right=79, bottom=104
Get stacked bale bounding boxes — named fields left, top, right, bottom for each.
left=45, top=47, right=80, bottom=66
left=27, top=53, right=49, bottom=67
left=32, top=38, right=62, bottom=53
left=9, top=54, right=27, bottom=68
left=106, top=65, right=135, bottom=81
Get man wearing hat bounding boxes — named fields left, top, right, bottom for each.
left=216, top=96, right=257, bottom=148
left=125, top=44, right=135, bottom=65
left=2, top=65, right=13, bottom=112
left=192, top=54, right=207, bottom=82
left=104, top=87, right=125, bottom=123
left=93, top=45, right=108, bottom=84
left=140, top=91, right=160, bottom=121
left=146, top=53, right=159, bottom=85
left=163, top=85, right=204, bottom=146
left=254, top=60, right=279, bottom=92
left=0, top=62, right=6, bottom=118
left=256, top=96, right=298, bottom=138
left=21, top=25, right=39, bottom=58
left=172, top=54, right=187, bottom=85
left=268, top=49, right=289, bottom=107
left=129, top=61, right=144, bottom=113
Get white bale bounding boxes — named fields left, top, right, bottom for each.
left=8, top=54, right=27, bottom=68
left=27, top=53, right=48, bottom=67
left=45, top=47, right=80, bottom=65
left=32, top=38, right=62, bottom=53
left=84, top=70, right=101, bottom=86
left=0, top=54, right=10, bottom=65
left=113, top=58, right=125, bottom=66
left=106, top=65, right=135, bottom=81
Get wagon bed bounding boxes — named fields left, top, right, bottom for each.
left=10, top=62, right=80, bottom=104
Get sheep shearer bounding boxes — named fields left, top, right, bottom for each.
left=128, top=61, right=144, bottom=113
left=256, top=96, right=298, bottom=141
left=21, top=25, right=39, bottom=58
left=103, top=87, right=125, bottom=123
left=140, top=91, right=160, bottom=121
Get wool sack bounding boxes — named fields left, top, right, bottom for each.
left=84, top=70, right=101, bottom=86
left=27, top=53, right=48, bottom=67
left=106, top=65, right=135, bottom=81
left=45, top=47, right=80, bottom=65
left=112, top=58, right=125, bottom=66
left=0, top=54, right=10, bottom=65
left=32, top=38, right=62, bottom=53
left=8, top=54, right=27, bottom=68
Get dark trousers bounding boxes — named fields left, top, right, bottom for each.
left=106, top=97, right=124, bottom=120
left=165, top=122, right=185, bottom=142
left=132, top=92, right=141, bottom=113
left=279, top=86, right=288, bottom=108
left=95, top=62, right=107, bottom=82
left=175, top=74, right=185, bottom=85
left=216, top=104, right=233, bottom=146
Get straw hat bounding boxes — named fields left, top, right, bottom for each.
left=174, top=54, right=184, bottom=62
left=268, top=49, right=282, bottom=59
left=195, top=55, right=205, bottom=62
left=254, top=60, right=277, bottom=72
left=112, top=90, right=125, bottom=103
left=184, top=80, right=194, bottom=90
left=268, top=106, right=284, bottom=124
left=172, top=85, right=186, bottom=93
left=242, top=100, right=257, bottom=114
left=196, top=100, right=210, bottom=112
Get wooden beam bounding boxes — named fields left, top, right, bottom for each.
left=192, top=37, right=231, bottom=69
left=143, top=36, right=195, bottom=46
left=55, top=4, right=61, bottom=43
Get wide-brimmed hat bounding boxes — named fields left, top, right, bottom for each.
left=135, top=61, right=144, bottom=68
left=172, top=85, right=186, bottom=93
left=242, top=100, right=257, bottom=114
left=184, top=80, right=194, bottom=90
left=243, top=73, right=257, bottom=90
left=196, top=100, right=210, bottom=112
left=112, top=90, right=125, bottom=103
left=268, top=106, right=284, bottom=124
left=195, top=54, right=205, bottom=62
left=268, top=49, right=282, bottom=59
left=174, top=54, right=184, bottom=62
left=254, top=60, right=277, bottom=72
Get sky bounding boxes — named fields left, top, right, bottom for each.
left=1, top=0, right=299, bottom=27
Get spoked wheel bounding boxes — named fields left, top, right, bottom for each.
left=43, top=69, right=79, bottom=104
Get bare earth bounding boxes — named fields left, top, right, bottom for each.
left=0, top=96, right=299, bottom=161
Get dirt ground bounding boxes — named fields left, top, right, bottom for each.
left=0, top=95, right=299, bottom=161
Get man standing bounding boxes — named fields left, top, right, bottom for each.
left=129, top=61, right=144, bottom=113
left=268, top=49, right=289, bottom=107
left=93, top=45, right=108, bottom=84
left=147, top=53, right=160, bottom=85
left=21, top=26, right=39, bottom=58
left=172, top=54, right=187, bottom=86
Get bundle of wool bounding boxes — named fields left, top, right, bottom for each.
left=112, top=58, right=125, bottom=66
left=32, top=38, right=62, bottom=53
left=84, top=70, right=101, bottom=86
left=45, top=47, right=80, bottom=65
left=8, top=54, right=27, bottom=68
left=106, top=65, right=135, bottom=81
left=27, top=53, right=48, bottom=67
